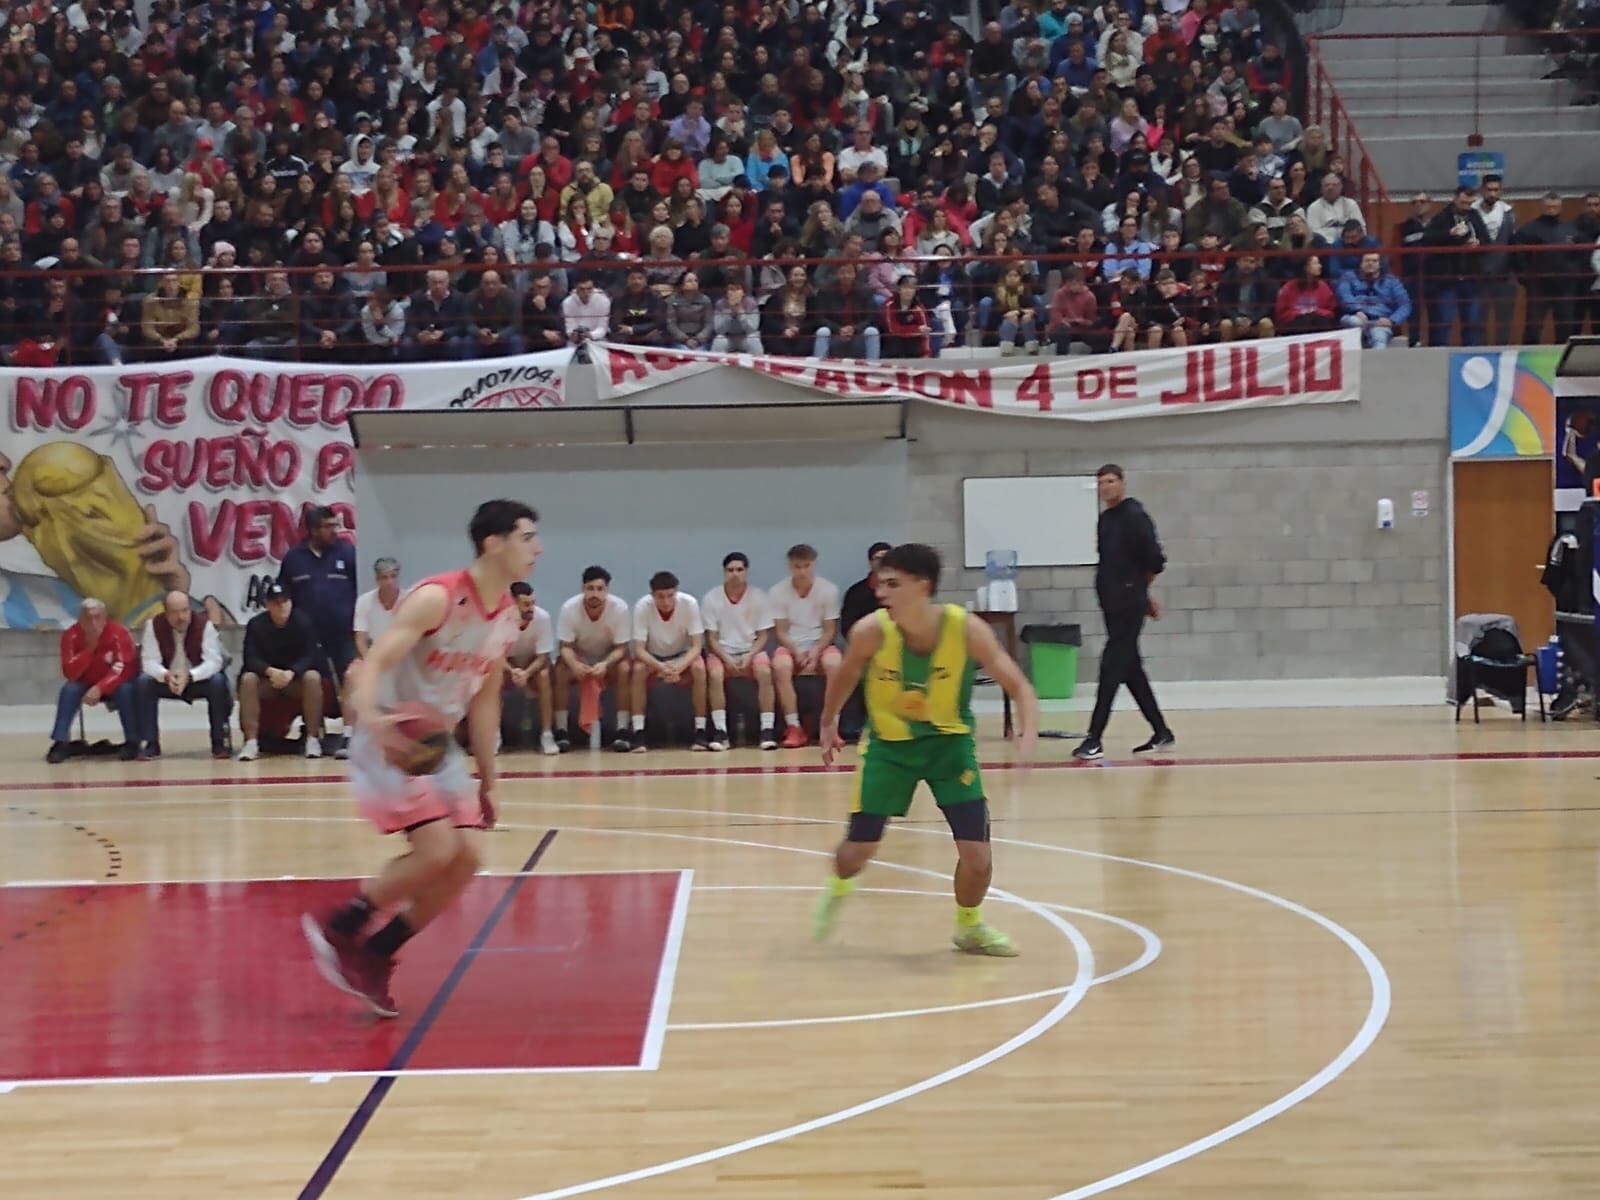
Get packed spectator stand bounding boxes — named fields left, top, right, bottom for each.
left=0, top=0, right=1592, bottom=364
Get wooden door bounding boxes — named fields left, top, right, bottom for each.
left=1453, top=459, right=1555, bottom=646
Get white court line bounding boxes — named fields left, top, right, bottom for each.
left=518, top=800, right=1393, bottom=1199
left=1006, top=832, right=1393, bottom=1200
left=638, top=869, right=694, bottom=1070
left=7, top=793, right=1391, bottom=1200
left=504, top=822, right=1095, bottom=1200
left=672, top=885, right=1161, bottom=1032
left=0, top=1065, right=647, bottom=1091
left=2, top=879, right=97, bottom=887
left=0, top=866, right=693, bottom=1092
left=0, top=868, right=675, bottom=889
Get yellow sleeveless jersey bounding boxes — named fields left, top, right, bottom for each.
left=863, top=605, right=977, bottom=741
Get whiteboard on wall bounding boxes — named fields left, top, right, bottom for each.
left=962, top=476, right=1100, bottom=568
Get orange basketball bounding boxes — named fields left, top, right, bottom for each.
left=382, top=701, right=453, bottom=775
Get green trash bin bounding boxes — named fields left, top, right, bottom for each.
left=1022, top=624, right=1081, bottom=700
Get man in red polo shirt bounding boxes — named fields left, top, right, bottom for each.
left=50, top=597, right=137, bottom=763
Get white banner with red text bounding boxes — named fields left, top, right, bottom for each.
left=0, top=349, right=571, bottom=630
left=590, top=329, right=1361, bottom=420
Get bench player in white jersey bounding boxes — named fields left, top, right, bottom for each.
left=352, top=557, right=403, bottom=658
left=505, top=581, right=557, bottom=755
left=553, top=565, right=635, bottom=753
left=702, top=551, right=779, bottom=750
left=301, top=500, right=538, bottom=1018
left=629, top=570, right=715, bottom=753
left=769, top=542, right=844, bottom=749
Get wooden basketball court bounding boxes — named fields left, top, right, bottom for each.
left=0, top=707, right=1595, bottom=1198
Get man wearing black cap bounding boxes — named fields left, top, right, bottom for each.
left=1073, top=465, right=1174, bottom=761
left=237, top=581, right=325, bottom=761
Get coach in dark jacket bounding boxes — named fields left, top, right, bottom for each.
left=278, top=505, right=358, bottom=682
left=1074, top=465, right=1173, bottom=760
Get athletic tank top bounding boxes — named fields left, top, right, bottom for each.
left=863, top=604, right=976, bottom=741
left=377, top=570, right=520, bottom=725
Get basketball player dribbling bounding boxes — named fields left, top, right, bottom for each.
left=813, top=543, right=1039, bottom=956
left=302, top=500, right=540, bottom=1017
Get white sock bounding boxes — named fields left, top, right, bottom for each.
left=785, top=713, right=800, bottom=728
left=632, top=713, right=645, bottom=732
left=712, top=709, right=726, bottom=731
left=760, top=713, right=775, bottom=732
left=694, top=716, right=706, bottom=732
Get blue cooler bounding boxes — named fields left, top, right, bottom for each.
left=1535, top=639, right=1560, bottom=696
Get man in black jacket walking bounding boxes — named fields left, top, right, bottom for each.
left=1073, top=465, right=1173, bottom=761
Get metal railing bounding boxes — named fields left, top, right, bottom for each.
left=7, top=243, right=1596, bottom=366
left=1305, top=36, right=1395, bottom=233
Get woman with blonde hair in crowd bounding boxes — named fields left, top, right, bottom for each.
left=799, top=200, right=843, bottom=259
left=610, top=130, right=651, bottom=192
left=171, top=172, right=213, bottom=232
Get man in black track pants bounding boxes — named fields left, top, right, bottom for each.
left=1073, top=464, right=1174, bottom=761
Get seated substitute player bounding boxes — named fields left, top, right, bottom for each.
left=629, top=570, right=716, bottom=752
left=554, top=565, right=635, bottom=752
left=353, top=557, right=403, bottom=658
left=769, top=542, right=843, bottom=749
left=813, top=543, right=1039, bottom=956
left=702, top=551, right=779, bottom=750
left=504, top=581, right=557, bottom=755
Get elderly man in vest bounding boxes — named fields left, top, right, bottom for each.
left=50, top=597, right=138, bottom=763
left=134, top=589, right=231, bottom=760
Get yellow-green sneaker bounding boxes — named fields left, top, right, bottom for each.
left=812, top=888, right=847, bottom=941
left=952, top=923, right=1018, bottom=957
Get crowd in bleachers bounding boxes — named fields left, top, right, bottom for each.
left=0, top=0, right=1591, bottom=365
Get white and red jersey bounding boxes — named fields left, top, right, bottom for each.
left=376, top=570, right=520, bottom=726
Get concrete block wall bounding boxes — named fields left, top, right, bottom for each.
left=907, top=441, right=1446, bottom=684
left=5, top=348, right=1460, bottom=697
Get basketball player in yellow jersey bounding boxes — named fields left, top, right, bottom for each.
left=814, top=543, right=1039, bottom=955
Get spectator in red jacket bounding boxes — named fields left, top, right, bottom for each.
left=650, top=140, right=701, bottom=199
left=1274, top=254, right=1340, bottom=333
left=50, top=598, right=138, bottom=763
left=882, top=274, right=933, bottom=358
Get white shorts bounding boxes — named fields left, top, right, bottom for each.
left=349, top=727, right=477, bottom=834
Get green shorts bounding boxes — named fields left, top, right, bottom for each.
left=852, top=734, right=985, bottom=817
